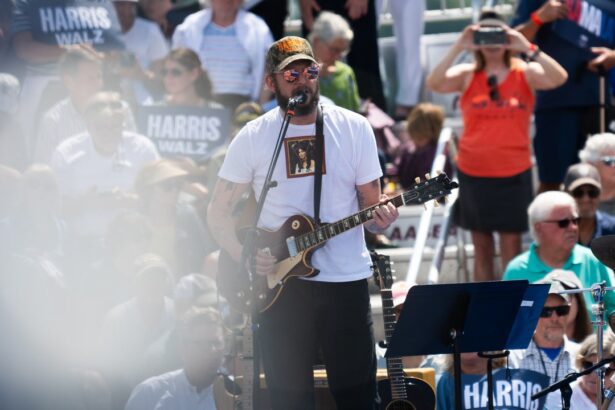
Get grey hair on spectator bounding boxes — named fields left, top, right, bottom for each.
left=308, top=11, right=354, bottom=44
left=579, top=133, right=615, bottom=163
left=528, top=191, right=577, bottom=243
left=0, top=73, right=20, bottom=115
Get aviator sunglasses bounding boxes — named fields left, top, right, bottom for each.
left=541, top=217, right=580, bottom=228
left=487, top=75, right=500, bottom=101
left=281, top=65, right=320, bottom=83
left=582, top=361, right=615, bottom=376
left=539, top=305, right=570, bottom=318
left=571, top=186, right=600, bottom=199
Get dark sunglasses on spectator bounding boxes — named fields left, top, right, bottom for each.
left=280, top=65, right=320, bottom=83
left=162, top=68, right=186, bottom=78
left=487, top=75, right=500, bottom=101
left=601, top=156, right=615, bottom=167
left=542, top=217, right=580, bottom=228
left=582, top=361, right=615, bottom=376
left=572, top=187, right=600, bottom=199
left=539, top=305, right=570, bottom=318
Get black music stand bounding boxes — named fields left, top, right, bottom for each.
left=386, top=280, right=549, bottom=410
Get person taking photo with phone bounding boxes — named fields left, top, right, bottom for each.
left=426, top=9, right=567, bottom=282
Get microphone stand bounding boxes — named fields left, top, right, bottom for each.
left=531, top=355, right=615, bottom=409
left=559, top=281, right=615, bottom=408
left=241, top=99, right=300, bottom=410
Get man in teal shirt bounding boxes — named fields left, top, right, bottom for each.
left=503, top=191, right=615, bottom=328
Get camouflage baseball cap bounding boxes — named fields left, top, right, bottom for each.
left=266, top=36, right=317, bottom=74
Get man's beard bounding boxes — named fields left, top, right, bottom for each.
left=273, top=80, right=320, bottom=117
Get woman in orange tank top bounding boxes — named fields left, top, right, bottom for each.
left=426, top=9, right=567, bottom=282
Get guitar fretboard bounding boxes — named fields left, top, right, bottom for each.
left=382, top=289, right=408, bottom=400
left=293, top=191, right=418, bottom=252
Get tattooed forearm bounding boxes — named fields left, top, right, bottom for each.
left=357, top=179, right=381, bottom=209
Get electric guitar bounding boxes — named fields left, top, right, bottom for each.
left=218, top=172, right=458, bottom=314
left=371, top=252, right=436, bottom=410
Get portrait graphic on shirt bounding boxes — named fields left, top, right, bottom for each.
left=284, top=136, right=326, bottom=178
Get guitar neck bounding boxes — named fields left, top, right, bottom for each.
left=242, top=321, right=255, bottom=410
left=382, top=289, right=408, bottom=400
left=293, top=192, right=411, bottom=252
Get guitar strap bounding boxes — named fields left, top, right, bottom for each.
left=314, top=104, right=324, bottom=226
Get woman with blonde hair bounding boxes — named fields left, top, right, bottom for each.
left=426, top=9, right=567, bottom=281
left=571, top=333, right=615, bottom=408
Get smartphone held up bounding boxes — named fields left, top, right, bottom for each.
left=473, top=27, right=507, bottom=46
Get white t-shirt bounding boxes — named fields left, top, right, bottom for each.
left=34, top=98, right=138, bottom=163
left=218, top=104, right=382, bottom=282
left=125, top=369, right=216, bottom=410
left=50, top=131, right=159, bottom=236
left=570, top=381, right=596, bottom=410
left=122, top=17, right=169, bottom=70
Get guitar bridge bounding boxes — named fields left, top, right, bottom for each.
left=286, top=236, right=298, bottom=257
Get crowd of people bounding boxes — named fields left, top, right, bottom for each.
left=0, top=0, right=615, bottom=408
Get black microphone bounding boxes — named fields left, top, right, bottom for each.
left=287, top=92, right=307, bottom=107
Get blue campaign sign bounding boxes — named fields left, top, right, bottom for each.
left=438, top=368, right=550, bottom=410
left=552, top=0, right=615, bottom=50
left=26, top=0, right=124, bottom=50
left=138, top=105, right=232, bottom=161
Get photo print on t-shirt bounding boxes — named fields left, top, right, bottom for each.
left=284, top=136, right=326, bottom=178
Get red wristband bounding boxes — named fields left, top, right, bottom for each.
left=530, top=12, right=543, bottom=26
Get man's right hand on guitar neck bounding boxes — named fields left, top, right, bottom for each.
left=253, top=248, right=277, bottom=276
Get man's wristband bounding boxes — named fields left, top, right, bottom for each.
left=527, top=43, right=541, bottom=61
left=530, top=11, right=543, bottom=26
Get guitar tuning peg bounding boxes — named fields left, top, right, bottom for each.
left=444, top=196, right=449, bottom=203
left=436, top=170, right=442, bottom=175
left=414, top=177, right=421, bottom=184
left=425, top=173, right=431, bottom=180
left=433, top=200, right=440, bottom=208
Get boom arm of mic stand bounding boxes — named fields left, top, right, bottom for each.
left=531, top=356, right=615, bottom=401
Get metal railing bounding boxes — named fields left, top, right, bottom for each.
left=404, top=127, right=468, bottom=285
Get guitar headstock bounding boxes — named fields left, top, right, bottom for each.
left=370, top=252, right=393, bottom=291
left=402, top=172, right=459, bottom=206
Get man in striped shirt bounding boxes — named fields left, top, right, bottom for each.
left=509, top=278, right=579, bottom=410
left=33, top=48, right=136, bottom=163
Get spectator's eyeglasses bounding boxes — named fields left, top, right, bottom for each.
left=541, top=217, right=580, bottom=228
left=487, top=75, right=500, bottom=101
left=582, top=361, right=615, bottom=377
left=162, top=68, right=186, bottom=78
left=280, top=65, right=320, bottom=83
left=572, top=187, right=600, bottom=199
left=601, top=156, right=615, bottom=167
left=539, top=305, right=570, bottom=318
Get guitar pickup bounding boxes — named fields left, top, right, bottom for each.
left=286, top=236, right=298, bottom=257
